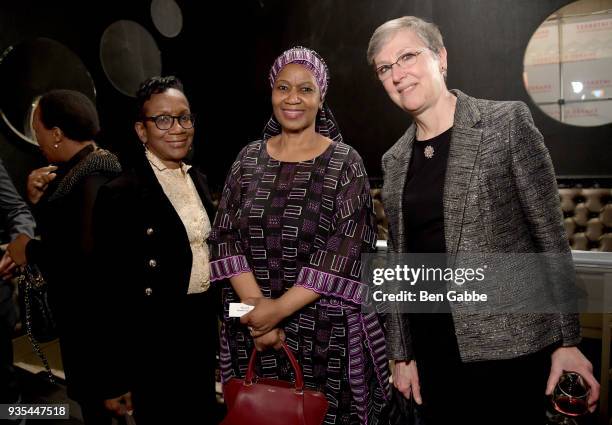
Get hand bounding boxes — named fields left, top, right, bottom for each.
left=104, top=391, right=133, bottom=416
left=546, top=346, right=599, bottom=413
left=241, top=297, right=287, bottom=337
left=393, top=360, right=422, bottom=404
left=0, top=251, right=16, bottom=279
left=27, top=166, right=57, bottom=204
left=7, top=234, right=31, bottom=266
left=253, top=328, right=286, bottom=352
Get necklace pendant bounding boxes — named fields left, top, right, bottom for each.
left=424, top=145, right=435, bottom=159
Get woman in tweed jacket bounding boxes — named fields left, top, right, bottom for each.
left=366, top=16, right=598, bottom=424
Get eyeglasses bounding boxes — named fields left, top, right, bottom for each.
left=375, top=50, right=425, bottom=80
left=142, top=114, right=195, bottom=130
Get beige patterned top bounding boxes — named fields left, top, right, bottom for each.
left=146, top=149, right=211, bottom=293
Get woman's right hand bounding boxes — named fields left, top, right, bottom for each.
left=394, top=360, right=422, bottom=404
left=7, top=234, right=31, bottom=266
left=0, top=250, right=16, bottom=279
left=252, top=328, right=286, bottom=351
left=104, top=391, right=133, bottom=416
left=27, top=166, right=57, bottom=204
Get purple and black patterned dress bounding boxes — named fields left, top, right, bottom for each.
left=210, top=139, right=390, bottom=425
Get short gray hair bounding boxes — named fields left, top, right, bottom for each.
left=366, top=16, right=445, bottom=66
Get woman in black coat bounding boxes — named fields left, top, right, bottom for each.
left=8, top=89, right=122, bottom=424
left=94, top=76, right=221, bottom=424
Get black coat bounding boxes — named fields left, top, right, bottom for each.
left=93, top=154, right=221, bottom=424
left=25, top=145, right=121, bottom=401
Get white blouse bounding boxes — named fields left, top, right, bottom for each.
left=146, top=149, right=211, bottom=294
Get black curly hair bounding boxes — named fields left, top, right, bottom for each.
left=135, top=75, right=185, bottom=118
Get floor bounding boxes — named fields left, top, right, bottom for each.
left=13, top=367, right=88, bottom=424
left=11, top=336, right=606, bottom=424
left=11, top=335, right=223, bottom=424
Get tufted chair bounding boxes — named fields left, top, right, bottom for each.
left=370, top=186, right=612, bottom=253
left=371, top=188, right=388, bottom=242
left=560, top=188, right=612, bottom=252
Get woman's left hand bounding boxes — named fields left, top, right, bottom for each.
left=241, top=297, right=287, bottom=337
left=547, top=346, right=600, bottom=412
left=7, top=234, right=31, bottom=266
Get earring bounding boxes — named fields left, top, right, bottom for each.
left=53, top=143, right=59, bottom=149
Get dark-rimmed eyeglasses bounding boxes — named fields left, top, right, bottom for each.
left=142, top=114, right=195, bottom=130
left=375, top=50, right=426, bottom=81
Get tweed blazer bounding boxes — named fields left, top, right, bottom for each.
left=381, top=89, right=580, bottom=362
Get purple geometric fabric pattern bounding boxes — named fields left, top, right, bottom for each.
left=210, top=255, right=251, bottom=281
left=210, top=140, right=390, bottom=425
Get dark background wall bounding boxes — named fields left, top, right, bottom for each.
left=0, top=0, right=610, bottom=199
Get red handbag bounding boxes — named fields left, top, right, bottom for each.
left=221, top=341, right=329, bottom=425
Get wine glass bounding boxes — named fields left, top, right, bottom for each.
left=548, top=372, right=590, bottom=425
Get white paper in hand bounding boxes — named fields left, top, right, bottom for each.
left=229, top=302, right=255, bottom=318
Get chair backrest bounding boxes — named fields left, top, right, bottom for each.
left=560, top=188, right=612, bottom=252
left=370, top=186, right=612, bottom=252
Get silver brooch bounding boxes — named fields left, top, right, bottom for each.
left=424, top=145, right=435, bottom=159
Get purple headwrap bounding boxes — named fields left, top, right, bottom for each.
left=268, top=46, right=329, bottom=99
left=263, top=46, right=343, bottom=143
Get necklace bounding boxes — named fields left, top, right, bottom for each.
left=424, top=145, right=435, bottom=159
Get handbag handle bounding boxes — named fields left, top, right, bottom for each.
left=244, top=341, right=304, bottom=393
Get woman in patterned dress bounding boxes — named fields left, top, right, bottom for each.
left=210, top=47, right=390, bottom=425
